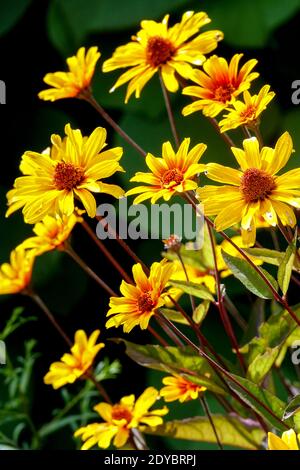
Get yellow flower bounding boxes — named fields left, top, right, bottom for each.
left=106, top=259, right=174, bottom=333
left=74, top=387, right=168, bottom=449
left=44, top=330, right=104, bottom=389
left=182, top=54, right=259, bottom=118
left=38, top=47, right=100, bottom=101
left=198, top=132, right=300, bottom=246
left=126, top=139, right=206, bottom=204
left=268, top=429, right=300, bottom=450
left=6, top=124, right=124, bottom=224
left=102, top=11, right=223, bottom=102
left=160, top=375, right=207, bottom=403
left=21, top=211, right=84, bottom=255
left=219, top=85, right=275, bottom=133
left=0, top=245, right=35, bottom=295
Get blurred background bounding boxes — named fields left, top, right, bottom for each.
left=1, top=0, right=300, bottom=450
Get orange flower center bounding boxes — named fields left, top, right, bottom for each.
left=53, top=162, right=85, bottom=191
left=240, top=105, right=256, bottom=120
left=214, top=84, right=236, bottom=103
left=240, top=168, right=276, bottom=203
left=111, top=405, right=132, bottom=423
left=161, top=168, right=184, bottom=187
left=137, top=291, right=155, bottom=313
left=146, top=36, right=176, bottom=67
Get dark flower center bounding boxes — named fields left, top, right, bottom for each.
left=240, top=168, right=276, bottom=203
left=111, top=405, right=132, bottom=423
left=161, top=168, right=184, bottom=187
left=53, top=162, right=85, bottom=191
left=146, top=36, right=176, bottom=67
left=214, top=84, right=236, bottom=103
left=137, top=292, right=155, bottom=313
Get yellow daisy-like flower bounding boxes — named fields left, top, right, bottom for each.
left=160, top=375, right=207, bottom=403
left=38, top=46, right=100, bottom=102
left=44, top=330, right=104, bottom=389
left=102, top=11, right=223, bottom=103
left=21, top=211, right=84, bottom=255
left=0, top=245, right=35, bottom=295
left=6, top=124, right=124, bottom=224
left=182, top=54, right=259, bottom=118
left=106, top=259, right=174, bottom=333
left=219, top=85, right=275, bottom=133
left=74, top=387, right=168, bottom=450
left=198, top=132, right=300, bottom=246
left=268, top=429, right=300, bottom=450
left=126, top=138, right=206, bottom=204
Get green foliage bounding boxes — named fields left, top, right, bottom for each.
left=116, top=339, right=227, bottom=395
left=145, top=414, right=265, bottom=450
left=277, top=235, right=297, bottom=295
left=221, top=250, right=278, bottom=299
left=168, top=280, right=214, bottom=301
left=0, top=0, right=32, bottom=37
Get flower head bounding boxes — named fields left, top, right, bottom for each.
left=268, top=429, right=299, bottom=450
left=160, top=375, right=207, bottom=403
left=0, top=245, right=35, bottom=295
left=182, top=54, right=259, bottom=118
left=74, top=387, right=168, bottom=449
left=102, top=11, right=223, bottom=102
left=44, top=330, right=104, bottom=389
left=106, top=259, right=174, bottom=333
left=38, top=47, right=100, bottom=101
left=127, top=139, right=206, bottom=204
left=198, top=132, right=300, bottom=246
left=6, top=124, right=124, bottom=223
left=219, top=85, right=275, bottom=133
left=21, top=211, right=84, bottom=255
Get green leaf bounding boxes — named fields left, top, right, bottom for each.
left=283, top=395, right=300, bottom=420
left=145, top=415, right=265, bottom=450
left=247, top=348, right=279, bottom=384
left=278, top=236, right=297, bottom=295
left=159, top=308, right=189, bottom=325
left=245, top=248, right=284, bottom=266
left=192, top=300, right=211, bottom=325
left=116, top=340, right=227, bottom=395
left=227, top=373, right=291, bottom=431
left=168, top=281, right=214, bottom=301
left=0, top=0, right=32, bottom=37
left=221, top=250, right=278, bottom=299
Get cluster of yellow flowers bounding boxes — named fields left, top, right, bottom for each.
left=2, top=9, right=300, bottom=451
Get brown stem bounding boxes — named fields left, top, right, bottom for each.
left=176, top=251, right=196, bottom=311
left=200, top=396, right=223, bottom=450
left=96, top=216, right=149, bottom=274
left=148, top=324, right=169, bottom=347
left=159, top=70, right=180, bottom=148
left=27, top=290, right=72, bottom=347
left=84, top=371, right=113, bottom=404
left=206, top=215, right=246, bottom=372
left=80, top=91, right=147, bottom=158
left=82, top=220, right=133, bottom=284
left=207, top=117, right=235, bottom=149
left=64, top=244, right=117, bottom=297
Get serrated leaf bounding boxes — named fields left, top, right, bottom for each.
left=245, top=247, right=284, bottom=266
left=168, top=280, right=214, bottom=301
left=144, top=415, right=265, bottom=450
left=227, top=374, right=291, bottom=431
left=221, top=250, right=278, bottom=299
left=278, top=237, right=296, bottom=295
left=115, top=340, right=227, bottom=395
left=283, top=395, right=300, bottom=420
